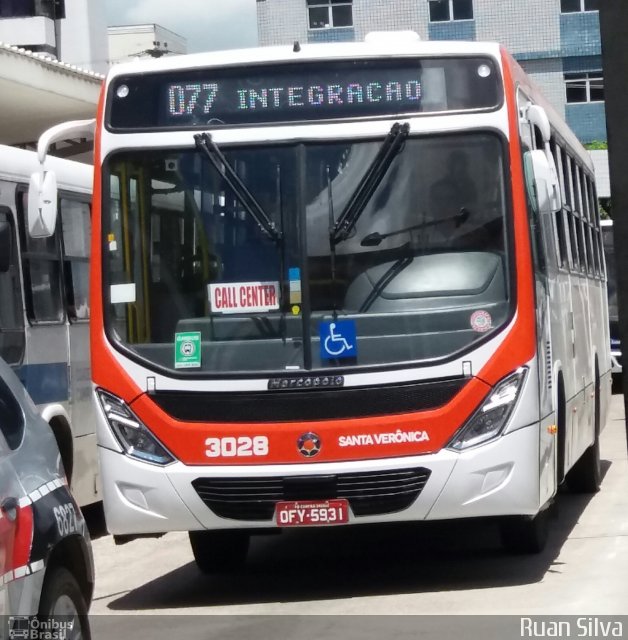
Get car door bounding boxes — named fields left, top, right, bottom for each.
left=0, top=365, right=30, bottom=617
left=0, top=430, right=23, bottom=617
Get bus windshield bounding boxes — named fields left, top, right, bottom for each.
left=105, top=131, right=511, bottom=374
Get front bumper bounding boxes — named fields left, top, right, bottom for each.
left=99, top=421, right=541, bottom=535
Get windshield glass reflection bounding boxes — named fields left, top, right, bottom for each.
left=105, top=132, right=512, bottom=374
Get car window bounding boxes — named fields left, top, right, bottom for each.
left=0, top=375, right=24, bottom=450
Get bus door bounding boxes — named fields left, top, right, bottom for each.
left=0, top=409, right=23, bottom=616
left=562, top=158, right=591, bottom=462
left=59, top=198, right=92, bottom=439
left=15, top=191, right=71, bottom=422
left=520, top=98, right=563, bottom=499
left=523, top=146, right=558, bottom=502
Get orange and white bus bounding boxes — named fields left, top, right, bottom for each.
left=41, top=35, right=611, bottom=566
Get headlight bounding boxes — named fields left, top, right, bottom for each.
left=447, top=368, right=528, bottom=451
left=96, top=390, right=174, bottom=465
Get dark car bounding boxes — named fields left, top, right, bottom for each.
left=0, top=357, right=94, bottom=638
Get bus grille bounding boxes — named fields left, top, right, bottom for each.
left=149, top=378, right=467, bottom=422
left=192, top=467, right=431, bottom=521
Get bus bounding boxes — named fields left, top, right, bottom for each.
left=601, top=219, right=621, bottom=377
left=0, top=142, right=100, bottom=507
left=39, top=35, right=611, bottom=563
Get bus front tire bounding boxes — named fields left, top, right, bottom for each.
left=499, top=508, right=550, bottom=554
left=189, top=530, right=250, bottom=574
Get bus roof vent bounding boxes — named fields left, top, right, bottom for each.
left=364, top=31, right=421, bottom=44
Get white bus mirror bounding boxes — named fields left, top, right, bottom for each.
left=526, top=105, right=551, bottom=144
left=545, top=149, right=561, bottom=212
left=527, top=149, right=558, bottom=213
left=28, top=170, right=58, bottom=238
left=0, top=220, right=10, bottom=272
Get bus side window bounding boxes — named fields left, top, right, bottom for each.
left=0, top=208, right=25, bottom=365
left=549, top=139, right=565, bottom=268
left=17, top=191, right=64, bottom=324
left=563, top=155, right=579, bottom=272
left=562, top=150, right=573, bottom=209
left=587, top=178, right=602, bottom=276
left=580, top=171, right=595, bottom=276
left=572, top=162, right=587, bottom=273
left=522, top=151, right=546, bottom=276
left=60, top=199, right=91, bottom=320
left=568, top=210, right=580, bottom=272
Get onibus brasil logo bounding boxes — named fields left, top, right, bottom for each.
left=8, top=616, right=75, bottom=640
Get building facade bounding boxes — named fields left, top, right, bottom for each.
left=256, top=0, right=607, bottom=193
left=0, top=0, right=108, bottom=74
left=108, top=24, right=187, bottom=65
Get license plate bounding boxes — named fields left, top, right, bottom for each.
left=275, top=499, right=350, bottom=527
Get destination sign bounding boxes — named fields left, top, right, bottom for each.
left=166, top=77, right=422, bottom=120
left=108, top=57, right=501, bottom=130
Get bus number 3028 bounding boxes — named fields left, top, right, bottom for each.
left=205, top=436, right=269, bottom=458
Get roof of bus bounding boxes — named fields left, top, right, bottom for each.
left=0, top=143, right=92, bottom=193
left=106, top=39, right=597, bottom=177
left=107, top=39, right=505, bottom=78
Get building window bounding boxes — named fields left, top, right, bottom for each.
left=53, top=0, right=65, bottom=19
left=560, top=0, right=598, bottom=13
left=0, top=0, right=61, bottom=18
left=0, top=0, right=34, bottom=18
left=307, top=0, right=353, bottom=29
left=428, top=0, right=474, bottom=22
left=565, top=72, right=604, bottom=103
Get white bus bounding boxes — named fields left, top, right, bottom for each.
left=35, top=36, right=611, bottom=563
left=0, top=143, right=99, bottom=507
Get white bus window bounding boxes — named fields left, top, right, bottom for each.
left=17, top=193, right=64, bottom=324
left=60, top=199, right=91, bottom=320
left=0, top=209, right=25, bottom=364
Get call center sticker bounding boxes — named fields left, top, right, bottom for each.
left=208, top=281, right=280, bottom=314
left=470, top=310, right=492, bottom=333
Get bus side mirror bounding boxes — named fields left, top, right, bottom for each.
left=544, top=151, right=561, bottom=212
left=0, top=220, right=11, bottom=272
left=527, top=104, right=551, bottom=143
left=28, top=170, right=58, bottom=238
left=527, top=150, right=558, bottom=213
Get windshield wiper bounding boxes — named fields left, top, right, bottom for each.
left=326, top=164, right=340, bottom=318
left=330, top=122, right=410, bottom=245
left=360, top=208, right=470, bottom=246
left=194, top=132, right=282, bottom=243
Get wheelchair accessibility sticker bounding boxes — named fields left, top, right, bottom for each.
left=320, top=320, right=357, bottom=360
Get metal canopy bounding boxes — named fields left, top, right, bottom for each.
left=0, top=42, right=102, bottom=148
